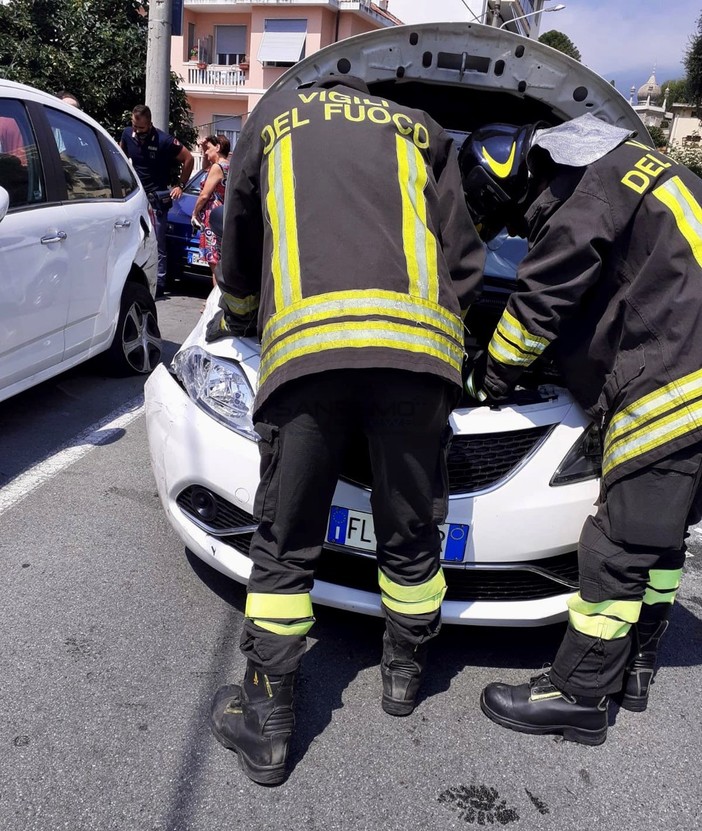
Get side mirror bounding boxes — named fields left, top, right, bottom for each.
left=0, top=186, right=9, bottom=222
left=209, top=204, right=224, bottom=241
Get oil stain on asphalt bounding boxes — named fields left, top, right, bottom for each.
left=437, top=784, right=520, bottom=825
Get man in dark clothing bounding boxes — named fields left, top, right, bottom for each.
left=205, top=75, right=484, bottom=784
left=459, top=113, right=702, bottom=745
left=120, top=104, right=193, bottom=295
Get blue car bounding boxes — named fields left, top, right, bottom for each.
left=164, top=169, right=211, bottom=285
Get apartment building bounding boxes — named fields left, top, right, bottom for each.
left=171, top=0, right=401, bottom=161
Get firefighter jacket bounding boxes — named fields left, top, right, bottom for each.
left=218, top=78, right=484, bottom=415
left=484, top=135, right=702, bottom=486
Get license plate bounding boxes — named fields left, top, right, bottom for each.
left=327, top=506, right=469, bottom=562
left=188, top=250, right=202, bottom=265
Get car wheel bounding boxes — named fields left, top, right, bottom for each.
left=103, top=282, right=162, bottom=376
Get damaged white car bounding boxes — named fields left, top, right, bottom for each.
left=145, top=23, right=649, bottom=626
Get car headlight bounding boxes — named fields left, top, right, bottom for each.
left=172, top=346, right=258, bottom=440
left=550, top=423, right=602, bottom=486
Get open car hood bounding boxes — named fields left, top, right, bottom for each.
left=268, top=22, right=649, bottom=140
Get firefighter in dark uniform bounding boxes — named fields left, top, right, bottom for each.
left=459, top=113, right=702, bottom=745
left=204, top=76, right=484, bottom=784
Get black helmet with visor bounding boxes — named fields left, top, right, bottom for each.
left=458, top=122, right=548, bottom=240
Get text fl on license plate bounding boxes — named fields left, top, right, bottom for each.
left=327, top=506, right=469, bottom=563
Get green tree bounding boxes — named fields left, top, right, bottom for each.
left=647, top=125, right=667, bottom=149
left=660, top=78, right=688, bottom=108
left=684, top=11, right=702, bottom=107
left=538, top=30, right=582, bottom=62
left=0, top=0, right=195, bottom=147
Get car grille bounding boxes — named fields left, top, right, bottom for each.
left=340, top=425, right=553, bottom=494
left=176, top=486, right=578, bottom=602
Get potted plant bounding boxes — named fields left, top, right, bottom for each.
left=238, top=56, right=250, bottom=71
left=197, top=60, right=208, bottom=70
left=189, top=47, right=198, bottom=61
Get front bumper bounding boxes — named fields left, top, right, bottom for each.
left=145, top=363, right=598, bottom=626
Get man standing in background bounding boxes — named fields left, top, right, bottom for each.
left=120, top=104, right=193, bottom=296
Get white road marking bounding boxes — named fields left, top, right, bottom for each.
left=0, top=395, right=145, bottom=517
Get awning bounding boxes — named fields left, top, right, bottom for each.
left=257, top=31, right=307, bottom=64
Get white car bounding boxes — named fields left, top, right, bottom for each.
left=145, top=23, right=649, bottom=626
left=0, top=79, right=161, bottom=402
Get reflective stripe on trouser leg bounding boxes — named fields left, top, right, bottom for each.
left=240, top=592, right=315, bottom=676
left=379, top=569, right=447, bottom=616
left=549, top=594, right=641, bottom=696
left=566, top=594, right=640, bottom=640
left=552, top=591, right=641, bottom=685
left=379, top=568, right=447, bottom=650
left=549, top=591, right=641, bottom=697
left=245, top=592, right=315, bottom=637
left=642, top=568, right=682, bottom=606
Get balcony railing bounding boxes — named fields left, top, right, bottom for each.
left=193, top=126, right=241, bottom=171
left=186, top=65, right=246, bottom=88
left=184, top=0, right=395, bottom=26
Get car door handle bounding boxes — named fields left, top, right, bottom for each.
left=40, top=231, right=68, bottom=244
left=114, top=219, right=132, bottom=228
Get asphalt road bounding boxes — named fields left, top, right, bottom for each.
left=1, top=278, right=701, bottom=831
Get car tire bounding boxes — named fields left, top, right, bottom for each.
left=103, top=282, right=162, bottom=376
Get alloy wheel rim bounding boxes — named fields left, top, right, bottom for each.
left=122, top=303, right=162, bottom=372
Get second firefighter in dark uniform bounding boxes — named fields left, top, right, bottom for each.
left=460, top=114, right=702, bottom=745
left=205, top=76, right=484, bottom=784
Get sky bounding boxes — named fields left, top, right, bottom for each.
left=388, top=0, right=699, bottom=94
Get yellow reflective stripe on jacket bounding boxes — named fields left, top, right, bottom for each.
left=251, top=618, right=314, bottom=637
left=266, top=133, right=302, bottom=311
left=245, top=592, right=313, bottom=620
left=261, top=289, right=463, bottom=352
left=220, top=290, right=260, bottom=317
left=567, top=593, right=640, bottom=640
left=396, top=134, right=439, bottom=302
left=378, top=569, right=447, bottom=615
left=603, top=383, right=702, bottom=478
left=652, top=176, right=702, bottom=268
left=488, top=330, right=537, bottom=367
left=487, top=308, right=549, bottom=367
left=642, top=568, right=682, bottom=605
left=259, top=319, right=463, bottom=387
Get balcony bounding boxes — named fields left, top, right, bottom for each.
left=185, top=64, right=246, bottom=91
left=183, top=1, right=396, bottom=27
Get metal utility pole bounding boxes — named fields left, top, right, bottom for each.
left=485, top=0, right=502, bottom=26
left=145, top=0, right=172, bottom=131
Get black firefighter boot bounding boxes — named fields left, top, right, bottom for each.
left=480, top=671, right=609, bottom=746
left=209, top=662, right=295, bottom=786
left=619, top=604, right=671, bottom=712
left=381, top=633, right=429, bottom=716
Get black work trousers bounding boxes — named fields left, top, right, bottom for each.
left=550, top=443, right=702, bottom=696
left=240, top=369, right=457, bottom=675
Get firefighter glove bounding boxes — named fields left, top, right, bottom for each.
left=205, top=310, right=235, bottom=343
left=206, top=309, right=255, bottom=341
left=464, top=350, right=504, bottom=405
